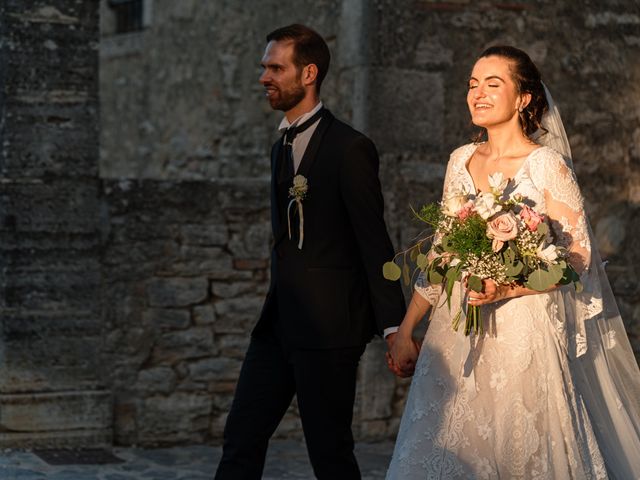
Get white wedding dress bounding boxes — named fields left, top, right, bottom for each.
left=386, top=143, right=640, bottom=479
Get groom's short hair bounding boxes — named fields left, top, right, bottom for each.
left=266, top=24, right=330, bottom=93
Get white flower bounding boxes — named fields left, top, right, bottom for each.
left=474, top=192, right=502, bottom=220
left=442, top=193, right=468, bottom=217
left=289, top=174, right=308, bottom=200
left=488, top=172, right=508, bottom=194
left=536, top=243, right=559, bottom=263
left=292, top=174, right=307, bottom=189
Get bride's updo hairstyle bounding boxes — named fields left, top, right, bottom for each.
left=478, top=45, right=548, bottom=136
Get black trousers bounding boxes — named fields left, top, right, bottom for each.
left=215, top=332, right=366, bottom=480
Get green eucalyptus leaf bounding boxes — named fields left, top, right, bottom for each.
left=548, top=264, right=564, bottom=284
left=428, top=267, right=444, bottom=284
left=468, top=275, right=483, bottom=292
left=416, top=253, right=428, bottom=269
left=441, top=236, right=454, bottom=253
left=505, top=260, right=524, bottom=277
left=409, top=246, right=420, bottom=262
left=504, top=247, right=516, bottom=263
left=383, top=262, right=402, bottom=281
left=525, top=265, right=563, bottom=291
left=537, top=222, right=549, bottom=237
left=444, top=266, right=460, bottom=309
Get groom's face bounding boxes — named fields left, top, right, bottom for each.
left=259, top=40, right=306, bottom=112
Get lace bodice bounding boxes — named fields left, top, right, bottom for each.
left=417, top=143, right=592, bottom=305
left=445, top=143, right=591, bottom=271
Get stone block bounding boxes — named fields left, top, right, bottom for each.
left=213, top=297, right=263, bottom=334
left=146, top=277, right=209, bottom=307
left=143, top=308, right=191, bottom=330
left=158, top=247, right=234, bottom=277
left=138, top=393, right=212, bottom=443
left=0, top=390, right=111, bottom=434
left=152, top=327, right=216, bottom=363
left=227, top=222, right=271, bottom=258
left=193, top=304, right=216, bottom=325
left=211, top=281, right=262, bottom=299
left=216, top=333, right=251, bottom=358
left=188, top=357, right=241, bottom=382
left=179, top=224, right=229, bottom=246
left=214, top=296, right=264, bottom=317
left=136, top=367, right=177, bottom=395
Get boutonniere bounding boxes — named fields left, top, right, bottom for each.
left=287, top=174, right=308, bottom=249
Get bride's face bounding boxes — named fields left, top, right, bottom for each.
left=467, top=55, right=527, bottom=130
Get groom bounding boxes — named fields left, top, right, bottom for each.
left=215, top=24, right=405, bottom=479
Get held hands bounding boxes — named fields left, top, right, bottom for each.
left=385, top=332, right=421, bottom=378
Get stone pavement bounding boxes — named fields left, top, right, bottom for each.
left=0, top=440, right=394, bottom=479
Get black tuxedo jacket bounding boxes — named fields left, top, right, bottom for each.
left=253, top=109, right=406, bottom=349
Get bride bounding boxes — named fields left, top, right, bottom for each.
left=386, top=45, right=640, bottom=479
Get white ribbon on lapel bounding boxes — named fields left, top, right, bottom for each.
left=287, top=198, right=305, bottom=249
left=287, top=175, right=308, bottom=250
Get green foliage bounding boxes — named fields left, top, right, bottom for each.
left=467, top=275, right=483, bottom=292
left=525, top=264, right=564, bottom=291
left=445, top=264, right=461, bottom=308
left=382, top=262, right=402, bottom=281
left=414, top=203, right=443, bottom=227
left=427, top=263, right=444, bottom=284
left=446, top=215, right=492, bottom=262
left=502, top=246, right=524, bottom=278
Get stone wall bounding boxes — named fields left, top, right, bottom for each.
left=0, top=0, right=111, bottom=447
left=94, top=0, right=639, bottom=446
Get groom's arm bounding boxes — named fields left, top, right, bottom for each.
left=339, top=134, right=406, bottom=334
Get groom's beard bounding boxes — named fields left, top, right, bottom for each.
left=267, top=81, right=305, bottom=112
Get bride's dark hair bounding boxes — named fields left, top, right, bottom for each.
left=476, top=45, right=548, bottom=137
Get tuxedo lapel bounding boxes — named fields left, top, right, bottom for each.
left=271, top=140, right=284, bottom=240
left=296, top=109, right=334, bottom=178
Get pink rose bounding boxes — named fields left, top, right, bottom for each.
left=486, top=211, right=519, bottom=252
left=519, top=205, right=544, bottom=232
left=457, top=200, right=475, bottom=220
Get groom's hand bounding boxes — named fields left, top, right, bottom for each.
left=385, top=333, right=418, bottom=378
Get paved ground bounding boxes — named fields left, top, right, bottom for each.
left=0, top=440, right=394, bottom=479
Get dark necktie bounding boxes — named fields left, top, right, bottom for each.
left=277, top=107, right=324, bottom=182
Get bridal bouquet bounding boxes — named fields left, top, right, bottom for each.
left=383, top=172, right=582, bottom=335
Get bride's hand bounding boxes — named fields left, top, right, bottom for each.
left=466, top=278, right=509, bottom=306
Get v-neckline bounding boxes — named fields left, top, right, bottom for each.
left=463, top=144, right=544, bottom=195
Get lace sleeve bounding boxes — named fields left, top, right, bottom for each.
left=413, top=151, right=462, bottom=304
left=531, top=148, right=592, bottom=274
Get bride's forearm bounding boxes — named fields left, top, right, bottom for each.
left=500, top=282, right=558, bottom=300
left=397, top=291, right=431, bottom=338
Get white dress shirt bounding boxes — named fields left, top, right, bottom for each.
left=278, top=101, right=323, bottom=173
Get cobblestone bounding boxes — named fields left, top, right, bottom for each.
left=0, top=440, right=393, bottom=479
